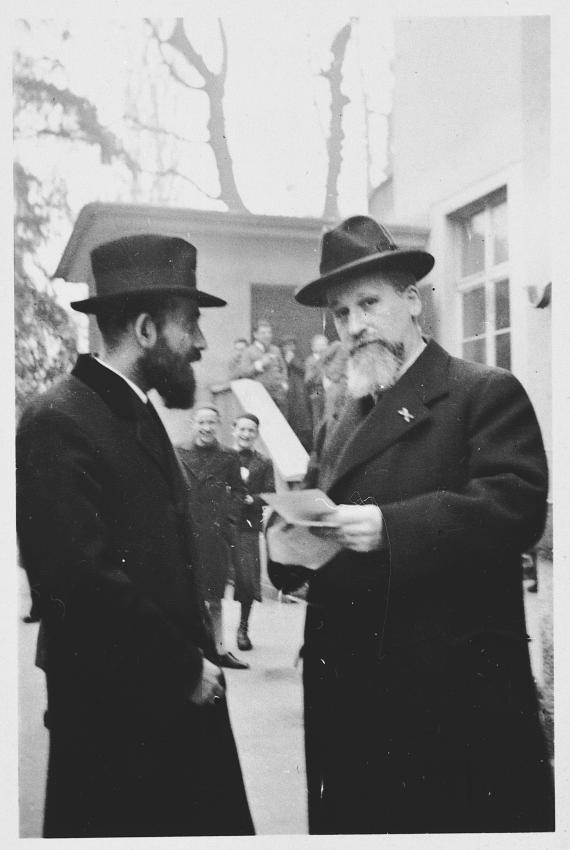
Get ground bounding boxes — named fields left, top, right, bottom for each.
left=18, top=561, right=553, bottom=837
left=18, top=573, right=307, bottom=837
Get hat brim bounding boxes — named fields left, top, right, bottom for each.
left=295, top=249, right=435, bottom=307
left=70, top=286, right=226, bottom=314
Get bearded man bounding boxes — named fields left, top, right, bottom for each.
left=269, top=216, right=554, bottom=834
left=16, top=234, right=254, bottom=838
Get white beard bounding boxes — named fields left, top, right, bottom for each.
left=346, top=340, right=405, bottom=398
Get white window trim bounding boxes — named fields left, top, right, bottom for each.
left=428, top=163, right=527, bottom=383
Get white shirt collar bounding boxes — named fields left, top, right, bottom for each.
left=95, top=356, right=149, bottom=404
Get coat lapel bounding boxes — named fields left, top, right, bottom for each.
left=325, top=340, right=451, bottom=492
left=72, top=354, right=173, bottom=484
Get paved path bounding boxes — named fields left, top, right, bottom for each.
left=19, top=565, right=552, bottom=836
left=18, top=574, right=307, bottom=836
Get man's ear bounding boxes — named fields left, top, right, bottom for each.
left=133, top=313, right=158, bottom=349
left=406, top=285, right=423, bottom=319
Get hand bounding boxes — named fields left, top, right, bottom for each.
left=188, top=658, right=225, bottom=706
left=328, top=504, right=384, bottom=552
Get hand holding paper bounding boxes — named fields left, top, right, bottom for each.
left=263, top=491, right=385, bottom=569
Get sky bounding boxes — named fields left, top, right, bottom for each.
left=14, top=4, right=394, bottom=226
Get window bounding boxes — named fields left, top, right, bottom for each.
left=453, top=189, right=511, bottom=370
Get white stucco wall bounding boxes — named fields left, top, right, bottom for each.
left=388, top=16, right=524, bottom=228
left=371, top=16, right=551, bottom=471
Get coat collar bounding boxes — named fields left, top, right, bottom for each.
left=72, top=354, right=143, bottom=421
left=178, top=441, right=224, bottom=481
left=72, top=354, right=174, bottom=483
left=321, top=339, right=451, bottom=492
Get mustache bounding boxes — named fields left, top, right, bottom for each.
left=188, top=348, right=202, bottom=363
left=350, top=338, right=402, bottom=359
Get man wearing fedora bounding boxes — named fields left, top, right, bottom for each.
left=269, top=216, right=554, bottom=833
left=16, top=234, right=254, bottom=838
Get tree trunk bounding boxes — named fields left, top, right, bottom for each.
left=321, top=24, right=352, bottom=219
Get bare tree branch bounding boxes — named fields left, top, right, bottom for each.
left=124, top=115, right=205, bottom=147
left=166, top=18, right=213, bottom=83
left=145, top=19, right=205, bottom=91
left=139, top=165, right=221, bottom=202
left=143, top=17, right=248, bottom=212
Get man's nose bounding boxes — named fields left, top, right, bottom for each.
left=347, top=308, right=367, bottom=338
left=193, top=325, right=207, bottom=351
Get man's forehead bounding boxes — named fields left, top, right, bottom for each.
left=327, top=273, right=393, bottom=307
left=194, top=407, right=218, bottom=420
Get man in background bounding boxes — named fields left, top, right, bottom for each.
left=17, top=234, right=254, bottom=837
left=231, top=413, right=275, bottom=650
left=177, top=405, right=249, bottom=670
left=281, top=334, right=313, bottom=451
left=234, top=320, right=289, bottom=414
left=227, top=336, right=248, bottom=381
left=304, top=333, right=329, bottom=440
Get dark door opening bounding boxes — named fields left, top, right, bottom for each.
left=250, top=283, right=337, bottom=362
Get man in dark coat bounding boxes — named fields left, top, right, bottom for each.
left=16, top=234, right=254, bottom=838
left=231, top=413, right=275, bottom=650
left=281, top=335, right=313, bottom=451
left=177, top=405, right=249, bottom=670
left=233, top=320, right=289, bottom=414
left=269, top=216, right=554, bottom=834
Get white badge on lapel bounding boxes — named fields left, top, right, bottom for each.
left=397, top=407, right=415, bottom=423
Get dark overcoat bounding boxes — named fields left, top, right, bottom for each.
left=16, top=355, right=254, bottom=838
left=285, top=356, right=313, bottom=450
left=272, top=340, right=554, bottom=834
left=177, top=442, right=245, bottom=599
left=234, top=449, right=275, bottom=604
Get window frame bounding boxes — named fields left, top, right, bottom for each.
left=451, top=187, right=512, bottom=369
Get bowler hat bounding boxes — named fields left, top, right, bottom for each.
left=70, top=233, right=226, bottom=313
left=295, top=216, right=434, bottom=307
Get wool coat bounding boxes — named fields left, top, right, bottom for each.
left=236, top=342, right=288, bottom=412
left=234, top=448, right=275, bottom=604
left=177, top=442, right=245, bottom=600
left=284, top=356, right=313, bottom=451
left=270, top=339, right=554, bottom=834
left=16, top=355, right=254, bottom=838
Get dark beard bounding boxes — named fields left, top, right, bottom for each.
left=140, top=337, right=197, bottom=409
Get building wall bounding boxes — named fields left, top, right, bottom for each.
left=57, top=205, right=429, bottom=446
left=387, top=17, right=524, bottom=229
left=371, top=16, right=551, bottom=476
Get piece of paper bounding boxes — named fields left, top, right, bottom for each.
left=265, top=513, right=342, bottom=570
left=260, top=489, right=338, bottom=527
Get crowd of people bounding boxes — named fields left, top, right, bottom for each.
left=228, top=321, right=349, bottom=452
left=16, top=216, right=554, bottom=838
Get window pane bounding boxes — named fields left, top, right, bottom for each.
left=460, top=209, right=486, bottom=276
left=495, top=332, right=511, bottom=370
left=494, top=279, right=510, bottom=330
left=462, top=287, right=486, bottom=338
left=491, top=201, right=508, bottom=265
left=463, top=337, right=486, bottom=364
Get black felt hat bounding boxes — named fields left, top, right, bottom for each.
left=71, top=233, right=226, bottom=313
left=295, top=216, right=434, bottom=307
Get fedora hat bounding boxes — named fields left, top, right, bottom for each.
left=70, top=233, right=226, bottom=313
left=295, top=215, right=435, bottom=307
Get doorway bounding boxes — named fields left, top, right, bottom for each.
left=250, top=283, right=337, bottom=361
